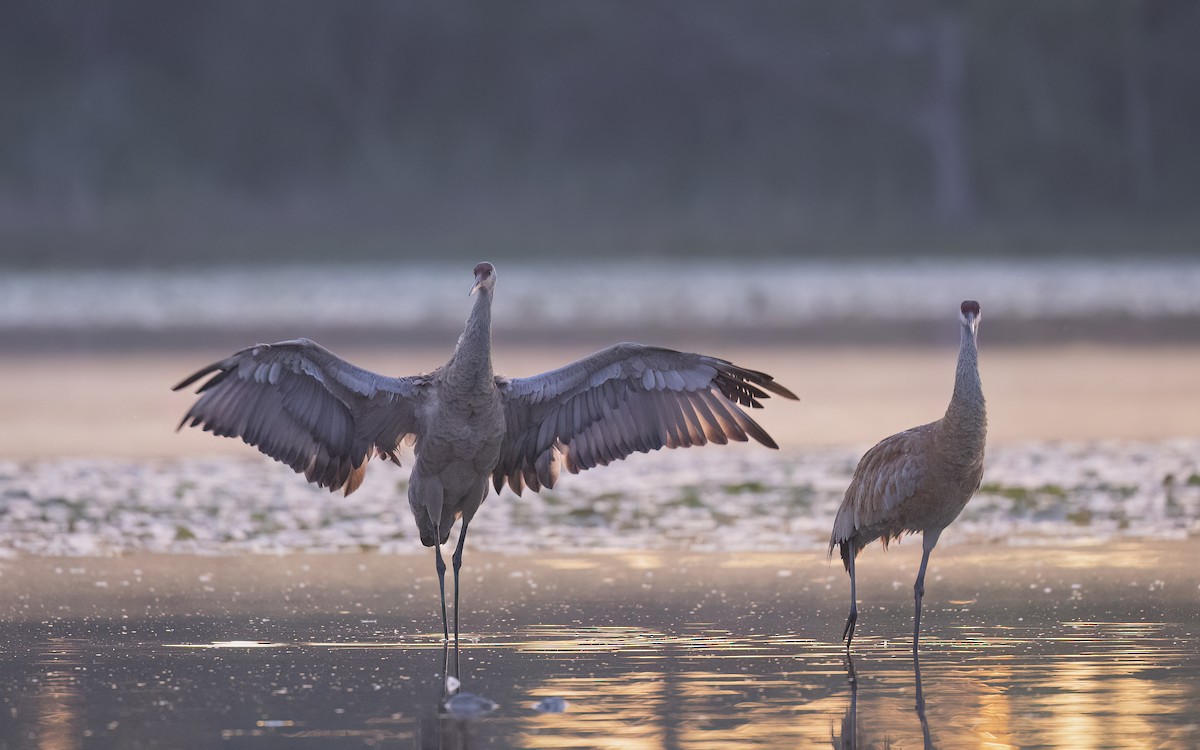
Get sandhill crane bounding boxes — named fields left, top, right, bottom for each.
left=174, top=262, right=798, bottom=643
left=830, top=300, right=985, bottom=652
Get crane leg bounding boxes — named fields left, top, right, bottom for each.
left=913, top=529, right=941, bottom=653
left=451, top=519, right=470, bottom=650
left=440, top=640, right=451, bottom=699
left=410, top=472, right=450, bottom=642
left=841, top=542, right=858, bottom=648
left=434, top=536, right=449, bottom=642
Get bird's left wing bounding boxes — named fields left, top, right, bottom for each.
left=832, top=425, right=931, bottom=548
left=493, top=343, right=798, bottom=494
left=173, top=338, right=430, bottom=495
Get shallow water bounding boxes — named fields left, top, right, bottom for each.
left=0, top=544, right=1197, bottom=749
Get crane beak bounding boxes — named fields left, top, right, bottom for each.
left=964, top=312, right=979, bottom=334
left=470, top=278, right=483, bottom=296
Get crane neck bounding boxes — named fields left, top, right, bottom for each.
left=448, top=288, right=495, bottom=386
left=942, top=322, right=986, bottom=456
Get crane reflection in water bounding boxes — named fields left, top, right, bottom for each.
left=834, top=655, right=937, bottom=750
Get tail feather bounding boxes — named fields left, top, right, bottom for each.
left=838, top=540, right=853, bottom=572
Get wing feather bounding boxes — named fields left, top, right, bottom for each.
left=673, top=392, right=707, bottom=447
left=493, top=343, right=797, bottom=495
left=174, top=338, right=428, bottom=495
left=829, top=425, right=932, bottom=549
left=688, top=391, right=727, bottom=445
left=699, top=390, right=746, bottom=442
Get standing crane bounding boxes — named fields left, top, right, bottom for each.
left=830, top=300, right=985, bottom=652
left=174, top=262, right=798, bottom=643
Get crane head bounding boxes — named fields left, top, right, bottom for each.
left=470, top=261, right=497, bottom=296
left=959, top=300, right=981, bottom=333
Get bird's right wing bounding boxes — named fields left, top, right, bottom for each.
left=173, top=338, right=430, bottom=495
left=831, top=425, right=931, bottom=546
left=493, top=343, right=798, bottom=495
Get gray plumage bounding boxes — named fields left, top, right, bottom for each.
left=174, top=262, right=798, bottom=641
left=830, top=300, right=986, bottom=652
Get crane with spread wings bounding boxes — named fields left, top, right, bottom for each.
left=175, top=262, right=798, bottom=643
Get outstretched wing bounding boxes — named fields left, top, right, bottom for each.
left=829, top=424, right=931, bottom=550
left=173, top=338, right=429, bottom=495
left=493, top=343, right=798, bottom=495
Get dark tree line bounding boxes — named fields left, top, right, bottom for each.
left=2, top=1, right=1197, bottom=266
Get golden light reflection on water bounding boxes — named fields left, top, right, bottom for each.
left=512, top=624, right=788, bottom=657
left=16, top=614, right=1200, bottom=748
left=33, top=639, right=83, bottom=750
left=537, top=558, right=603, bottom=571
left=164, top=640, right=287, bottom=649
left=511, top=629, right=852, bottom=748
left=714, top=554, right=801, bottom=570
left=517, top=672, right=668, bottom=750
left=1033, top=544, right=1176, bottom=572
left=11, top=546, right=1197, bottom=749
left=2, top=628, right=1185, bottom=750
left=153, top=620, right=1200, bottom=748
left=616, top=552, right=668, bottom=571
left=569, top=622, right=1181, bottom=749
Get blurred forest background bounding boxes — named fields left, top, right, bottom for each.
left=3, top=0, right=1199, bottom=269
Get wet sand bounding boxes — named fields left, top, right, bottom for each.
left=0, top=544, right=1197, bottom=749
left=2, top=343, right=1200, bottom=459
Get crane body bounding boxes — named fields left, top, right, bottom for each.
left=830, top=300, right=986, bottom=652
